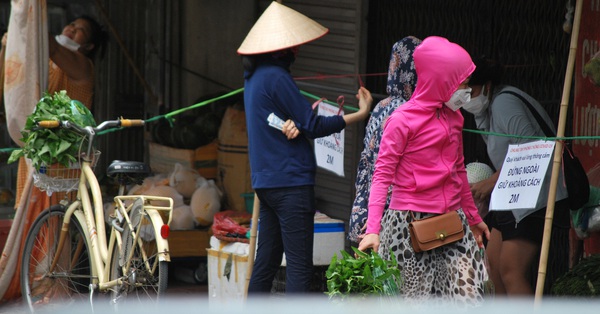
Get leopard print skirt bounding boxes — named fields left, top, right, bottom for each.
left=378, top=208, right=487, bottom=307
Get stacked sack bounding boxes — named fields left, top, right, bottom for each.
left=121, top=163, right=222, bottom=230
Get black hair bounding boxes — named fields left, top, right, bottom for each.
left=469, top=57, right=504, bottom=86
left=78, top=15, right=108, bottom=60
left=242, top=54, right=263, bottom=73
left=241, top=49, right=295, bottom=74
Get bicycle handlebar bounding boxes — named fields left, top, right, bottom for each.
left=36, top=118, right=145, bottom=157
left=36, top=118, right=145, bottom=133
left=120, top=119, right=145, bottom=128
left=37, top=120, right=60, bottom=128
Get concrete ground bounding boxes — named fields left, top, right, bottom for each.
left=0, top=259, right=209, bottom=313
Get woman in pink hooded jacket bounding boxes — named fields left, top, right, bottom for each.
left=358, top=36, right=490, bottom=305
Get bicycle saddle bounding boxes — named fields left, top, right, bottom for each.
left=107, top=161, right=152, bottom=186
left=107, top=160, right=151, bottom=176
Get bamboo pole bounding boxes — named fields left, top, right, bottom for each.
left=534, top=0, right=583, bottom=304
left=244, top=193, right=260, bottom=298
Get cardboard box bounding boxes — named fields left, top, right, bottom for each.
left=149, top=141, right=218, bottom=179
left=217, top=144, right=252, bottom=212
left=207, top=248, right=249, bottom=303
left=169, top=230, right=211, bottom=258
left=216, top=106, right=252, bottom=212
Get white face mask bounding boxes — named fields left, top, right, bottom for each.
left=55, top=34, right=80, bottom=52
left=444, top=87, right=472, bottom=111
left=463, top=87, right=490, bottom=115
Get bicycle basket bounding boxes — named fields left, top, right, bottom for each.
left=33, top=151, right=101, bottom=195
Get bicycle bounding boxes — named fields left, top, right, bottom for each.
left=19, top=118, right=174, bottom=312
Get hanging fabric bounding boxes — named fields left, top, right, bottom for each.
left=0, top=0, right=48, bottom=302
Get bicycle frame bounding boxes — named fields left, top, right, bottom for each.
left=49, top=152, right=173, bottom=293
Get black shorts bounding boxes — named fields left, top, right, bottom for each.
left=489, top=199, right=570, bottom=244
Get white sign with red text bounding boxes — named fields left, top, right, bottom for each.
left=314, top=101, right=345, bottom=177
left=491, top=140, right=555, bottom=211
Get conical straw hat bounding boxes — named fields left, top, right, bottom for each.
left=237, top=1, right=329, bottom=55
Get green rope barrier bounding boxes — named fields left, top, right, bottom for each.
left=1, top=87, right=599, bottom=154
left=96, top=88, right=246, bottom=135
left=162, top=87, right=245, bottom=123
left=463, top=128, right=599, bottom=142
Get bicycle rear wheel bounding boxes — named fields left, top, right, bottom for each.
left=21, top=204, right=93, bottom=312
left=110, top=198, right=168, bottom=307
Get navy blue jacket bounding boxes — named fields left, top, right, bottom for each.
left=244, top=58, right=346, bottom=189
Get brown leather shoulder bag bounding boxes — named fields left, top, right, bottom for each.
left=408, top=210, right=464, bottom=253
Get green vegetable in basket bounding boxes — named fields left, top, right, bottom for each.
left=325, top=247, right=401, bottom=300
left=7, top=90, right=96, bottom=171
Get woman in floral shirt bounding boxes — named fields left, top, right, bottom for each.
left=348, top=36, right=421, bottom=243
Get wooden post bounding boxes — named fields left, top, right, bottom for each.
left=534, top=0, right=583, bottom=304
left=244, top=193, right=260, bottom=298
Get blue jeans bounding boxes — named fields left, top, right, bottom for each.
left=247, top=185, right=315, bottom=294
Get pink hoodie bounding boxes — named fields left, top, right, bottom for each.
left=366, top=36, right=482, bottom=235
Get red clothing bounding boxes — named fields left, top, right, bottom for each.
left=47, top=59, right=94, bottom=108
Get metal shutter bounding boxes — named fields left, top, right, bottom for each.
left=261, top=0, right=368, bottom=226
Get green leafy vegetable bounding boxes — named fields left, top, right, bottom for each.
left=7, top=90, right=96, bottom=170
left=325, top=247, right=402, bottom=300
left=552, top=254, right=600, bottom=296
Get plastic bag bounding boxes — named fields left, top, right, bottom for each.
left=169, top=163, right=202, bottom=198
left=69, top=99, right=96, bottom=126
left=171, top=204, right=195, bottom=230
left=191, top=179, right=221, bottom=226
left=570, top=185, right=600, bottom=239
left=588, top=207, right=600, bottom=232
left=481, top=248, right=495, bottom=297
left=211, top=210, right=251, bottom=240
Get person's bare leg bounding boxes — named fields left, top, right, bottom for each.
left=485, top=228, right=506, bottom=295
left=499, top=238, right=539, bottom=295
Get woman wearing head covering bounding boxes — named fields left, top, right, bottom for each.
left=358, top=36, right=489, bottom=306
left=238, top=2, right=372, bottom=294
left=348, top=36, right=421, bottom=243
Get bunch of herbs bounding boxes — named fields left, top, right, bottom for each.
left=325, top=247, right=401, bottom=300
left=8, top=90, right=96, bottom=171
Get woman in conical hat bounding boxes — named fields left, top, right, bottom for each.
left=239, top=1, right=373, bottom=294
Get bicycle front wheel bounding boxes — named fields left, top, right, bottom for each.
left=21, top=204, right=93, bottom=311
left=110, top=198, right=168, bottom=307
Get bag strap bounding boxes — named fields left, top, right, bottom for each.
left=409, top=211, right=450, bottom=222
left=498, top=90, right=555, bottom=137
left=499, top=90, right=577, bottom=154
left=409, top=211, right=416, bottom=222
